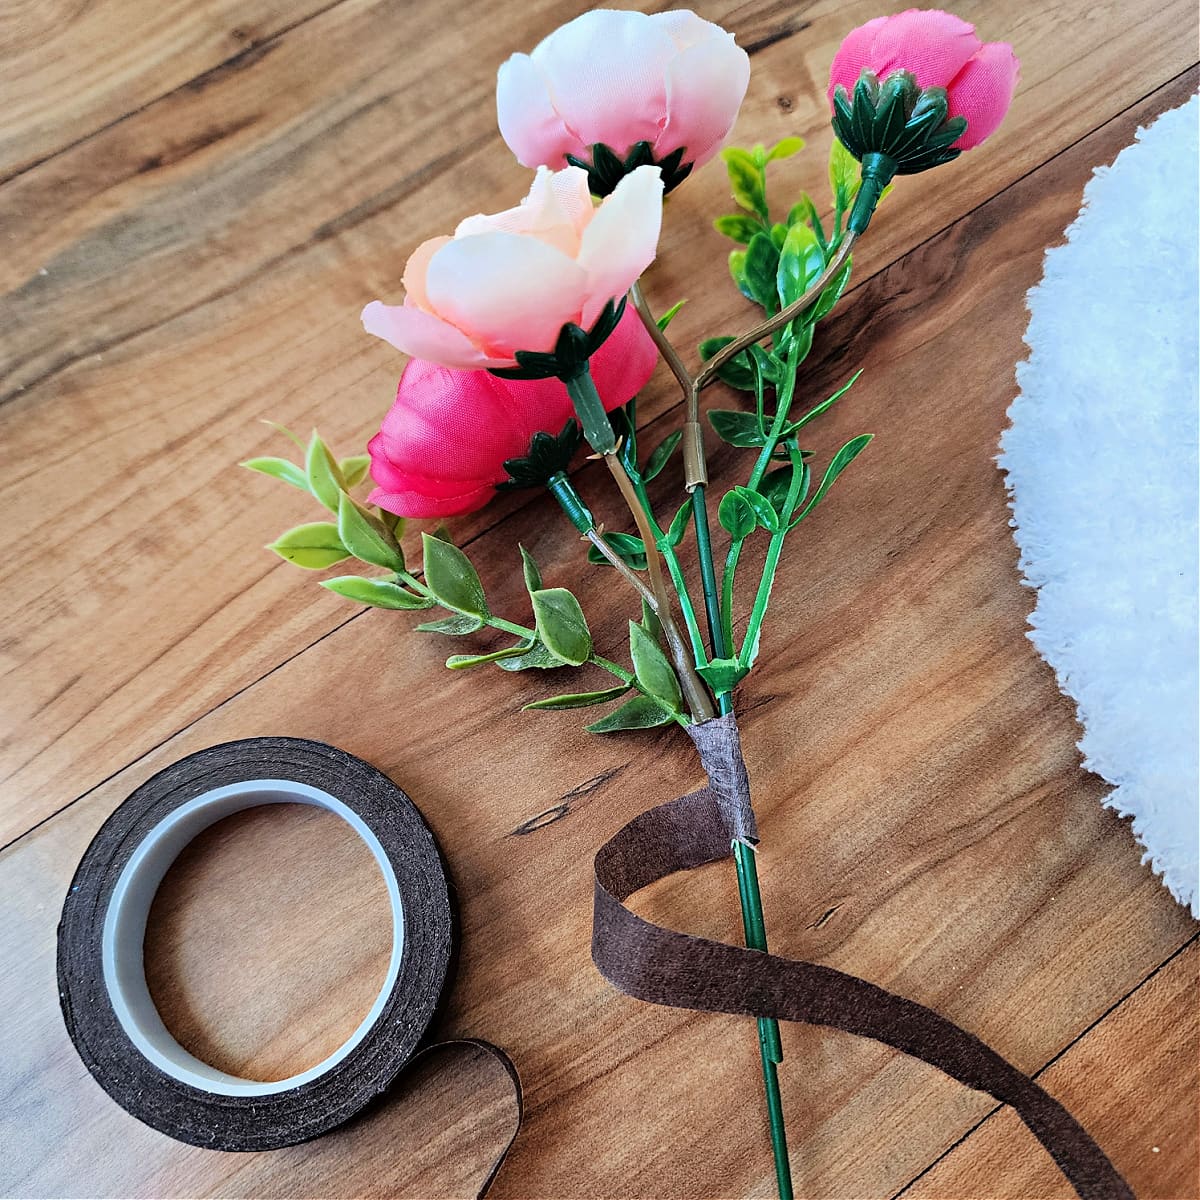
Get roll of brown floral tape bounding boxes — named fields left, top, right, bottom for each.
left=57, top=737, right=482, bottom=1155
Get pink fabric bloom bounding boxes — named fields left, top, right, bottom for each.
left=361, top=165, right=663, bottom=370
left=366, top=305, right=657, bottom=519
left=828, top=9, right=1019, bottom=150
left=497, top=9, right=749, bottom=174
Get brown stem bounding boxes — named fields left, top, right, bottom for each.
left=692, top=230, right=858, bottom=397
left=629, top=280, right=693, bottom=397
left=603, top=452, right=715, bottom=723
left=584, top=529, right=659, bottom=610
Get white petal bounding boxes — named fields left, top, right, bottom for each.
left=657, top=31, right=750, bottom=169
left=425, top=231, right=589, bottom=356
left=530, top=9, right=676, bottom=150
left=496, top=52, right=578, bottom=167
left=576, top=165, right=664, bottom=326
left=361, top=302, right=505, bottom=369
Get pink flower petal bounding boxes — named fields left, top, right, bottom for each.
left=946, top=41, right=1020, bottom=149
left=454, top=166, right=591, bottom=259
left=368, top=477, right=498, bottom=519
left=657, top=30, right=750, bottom=168
left=576, top=165, right=664, bottom=327
left=865, top=9, right=981, bottom=90
left=361, top=301, right=505, bottom=369
left=828, top=15, right=890, bottom=99
left=424, top=230, right=589, bottom=357
left=496, top=52, right=579, bottom=168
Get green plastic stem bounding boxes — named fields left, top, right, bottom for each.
left=564, top=366, right=617, bottom=455
left=691, top=484, right=793, bottom=1200
left=847, top=151, right=897, bottom=235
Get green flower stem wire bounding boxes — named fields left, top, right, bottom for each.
left=564, top=367, right=715, bottom=723
left=395, top=567, right=690, bottom=727
left=628, top=280, right=795, bottom=1200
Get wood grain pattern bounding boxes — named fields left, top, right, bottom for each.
left=3, top=2, right=1199, bottom=1196
left=1, top=31, right=1197, bottom=1193
left=902, top=940, right=1200, bottom=1200
left=2, top=0, right=1198, bottom=844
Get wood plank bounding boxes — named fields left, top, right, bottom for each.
left=901, top=940, right=1199, bottom=1200
left=2, top=71, right=1196, bottom=1198
left=0, top=0, right=336, bottom=180
left=1, top=1, right=1197, bottom=842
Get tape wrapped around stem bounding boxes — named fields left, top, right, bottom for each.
left=57, top=737, right=520, bottom=1196
left=593, top=716, right=1133, bottom=1200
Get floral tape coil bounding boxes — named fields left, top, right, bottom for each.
left=56, top=737, right=520, bottom=1194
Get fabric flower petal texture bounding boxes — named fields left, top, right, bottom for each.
left=362, top=165, right=663, bottom=371
left=367, top=304, right=657, bottom=518
left=497, top=8, right=749, bottom=188
left=828, top=8, right=1019, bottom=151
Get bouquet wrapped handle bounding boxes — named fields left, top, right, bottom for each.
left=592, top=721, right=1133, bottom=1200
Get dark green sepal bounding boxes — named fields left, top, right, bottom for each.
left=497, top=420, right=584, bottom=491
left=490, top=299, right=627, bottom=383
left=566, top=140, right=693, bottom=197
left=831, top=69, right=968, bottom=234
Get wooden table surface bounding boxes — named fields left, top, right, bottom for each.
left=1, top=2, right=1197, bottom=1197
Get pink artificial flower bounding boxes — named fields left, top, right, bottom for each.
left=497, top=9, right=750, bottom=177
left=362, top=165, right=663, bottom=371
left=828, top=9, right=1019, bottom=150
left=366, top=305, right=657, bottom=519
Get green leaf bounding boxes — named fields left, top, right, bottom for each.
left=340, top=455, right=371, bottom=488
left=519, top=544, right=542, bottom=593
left=628, top=621, right=682, bottom=711
left=792, top=434, right=874, bottom=527
left=587, top=531, right=647, bottom=571
left=721, top=147, right=767, bottom=220
left=829, top=138, right=861, bottom=213
left=421, top=533, right=489, bottom=618
left=269, top=522, right=350, bottom=570
left=656, top=299, right=686, bottom=331
left=713, top=213, right=762, bottom=244
left=531, top=588, right=592, bottom=666
left=643, top=430, right=682, bottom=481
left=639, top=596, right=664, bottom=645
left=734, top=485, right=780, bottom=533
left=262, top=419, right=306, bottom=450
left=305, top=432, right=343, bottom=512
left=794, top=369, right=863, bottom=431
left=586, top=695, right=675, bottom=733
left=766, top=135, right=805, bottom=162
left=241, top=456, right=309, bottom=493
left=320, top=576, right=433, bottom=609
left=770, top=222, right=788, bottom=249
left=446, top=642, right=533, bottom=669
left=376, top=509, right=406, bottom=538
left=524, top=684, right=632, bottom=711
left=708, top=409, right=795, bottom=448
left=728, top=250, right=753, bottom=301
left=760, top=462, right=811, bottom=519
left=698, top=338, right=755, bottom=391
left=415, top=613, right=485, bottom=635
left=696, top=657, right=750, bottom=694
left=743, top=232, right=781, bottom=312
left=337, top=493, right=403, bottom=571
left=718, top=488, right=757, bottom=539
left=787, top=194, right=828, bottom=250
left=662, top=501, right=691, bottom=549
left=776, top=221, right=826, bottom=308
left=497, top=641, right=568, bottom=671
left=809, top=257, right=852, bottom=324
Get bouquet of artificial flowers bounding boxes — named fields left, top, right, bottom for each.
left=243, top=10, right=1131, bottom=1198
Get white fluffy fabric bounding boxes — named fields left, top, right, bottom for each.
left=1000, top=95, right=1200, bottom=918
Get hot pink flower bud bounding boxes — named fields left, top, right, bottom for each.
left=828, top=9, right=1019, bottom=151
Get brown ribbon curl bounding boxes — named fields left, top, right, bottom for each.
left=593, top=716, right=1133, bottom=1200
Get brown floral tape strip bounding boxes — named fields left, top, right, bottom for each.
left=593, top=718, right=1134, bottom=1200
